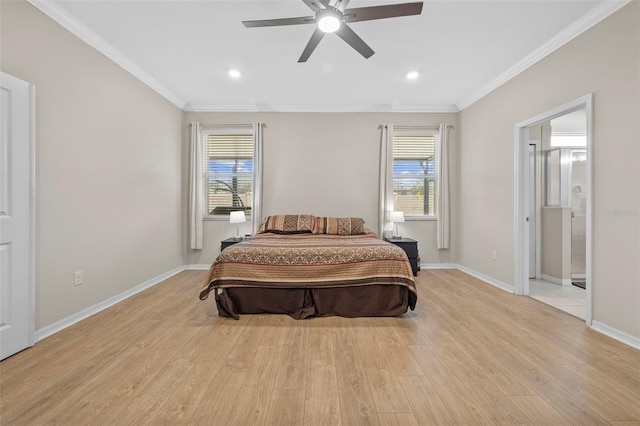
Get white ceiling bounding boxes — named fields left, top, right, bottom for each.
left=31, top=0, right=627, bottom=112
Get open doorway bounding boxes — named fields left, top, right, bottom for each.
left=514, top=94, right=593, bottom=324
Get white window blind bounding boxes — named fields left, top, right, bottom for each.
left=204, top=131, right=254, bottom=217
left=392, top=134, right=436, bottom=217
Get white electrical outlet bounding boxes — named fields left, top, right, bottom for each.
left=74, top=271, right=83, bottom=286
left=492, top=250, right=497, bottom=261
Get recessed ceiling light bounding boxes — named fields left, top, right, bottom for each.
left=406, top=70, right=419, bottom=80
left=228, top=69, right=241, bottom=79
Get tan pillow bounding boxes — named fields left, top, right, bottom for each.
left=312, top=217, right=366, bottom=235
left=259, top=214, right=314, bottom=234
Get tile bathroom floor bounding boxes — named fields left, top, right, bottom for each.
left=529, top=278, right=586, bottom=320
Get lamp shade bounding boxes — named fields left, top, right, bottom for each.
left=229, top=211, right=246, bottom=224
left=389, top=211, right=405, bottom=223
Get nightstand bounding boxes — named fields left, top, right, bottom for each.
left=385, top=237, right=420, bottom=276
left=221, top=238, right=243, bottom=251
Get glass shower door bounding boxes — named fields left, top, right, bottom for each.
left=570, top=150, right=587, bottom=282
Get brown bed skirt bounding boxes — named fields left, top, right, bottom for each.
left=215, top=284, right=416, bottom=320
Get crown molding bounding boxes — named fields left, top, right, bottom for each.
left=27, top=0, right=187, bottom=110
left=456, top=0, right=631, bottom=111
left=29, top=0, right=626, bottom=115
left=183, top=104, right=267, bottom=113
left=25, top=0, right=456, bottom=115
left=184, top=103, right=459, bottom=113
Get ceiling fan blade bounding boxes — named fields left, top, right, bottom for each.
left=336, top=0, right=352, bottom=12
left=298, top=27, right=326, bottom=63
left=335, top=24, right=375, bottom=59
left=242, top=16, right=315, bottom=28
left=302, top=0, right=328, bottom=12
left=344, top=2, right=423, bottom=23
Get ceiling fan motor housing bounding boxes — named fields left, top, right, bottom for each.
left=317, top=9, right=343, bottom=33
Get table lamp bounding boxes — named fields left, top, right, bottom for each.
left=389, top=211, right=404, bottom=239
left=229, top=211, right=246, bottom=240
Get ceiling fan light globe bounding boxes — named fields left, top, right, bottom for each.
left=318, top=15, right=340, bottom=33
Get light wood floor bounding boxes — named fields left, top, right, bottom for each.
left=1, top=269, right=639, bottom=425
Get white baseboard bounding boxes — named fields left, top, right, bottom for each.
left=541, top=273, right=572, bottom=286
left=418, top=263, right=514, bottom=293
left=455, top=264, right=515, bottom=294
left=34, top=262, right=639, bottom=352
left=186, top=264, right=212, bottom=270
left=35, top=265, right=186, bottom=342
left=591, top=321, right=640, bottom=350
left=453, top=265, right=639, bottom=350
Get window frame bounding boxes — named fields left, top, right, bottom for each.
left=391, top=128, right=439, bottom=221
left=201, top=126, right=256, bottom=221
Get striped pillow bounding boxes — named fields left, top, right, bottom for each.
left=312, top=217, right=366, bottom=235
left=259, top=214, right=314, bottom=234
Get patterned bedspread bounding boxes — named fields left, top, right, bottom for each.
left=199, top=232, right=417, bottom=303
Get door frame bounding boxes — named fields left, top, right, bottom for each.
left=27, top=79, right=36, bottom=347
left=526, top=139, right=542, bottom=282
left=513, top=94, right=593, bottom=325
left=0, top=72, right=36, bottom=354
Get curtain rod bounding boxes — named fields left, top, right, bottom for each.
left=187, top=123, right=266, bottom=128
left=378, top=124, right=453, bottom=130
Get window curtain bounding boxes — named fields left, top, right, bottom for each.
left=436, top=123, right=450, bottom=249
left=378, top=124, right=394, bottom=237
left=189, top=122, right=204, bottom=250
left=251, top=122, right=264, bottom=234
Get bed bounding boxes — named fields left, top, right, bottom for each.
left=199, top=215, right=417, bottom=319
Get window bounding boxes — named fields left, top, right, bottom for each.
left=392, top=131, right=437, bottom=217
left=203, top=128, right=255, bottom=218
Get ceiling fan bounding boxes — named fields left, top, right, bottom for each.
left=242, top=0, right=424, bottom=63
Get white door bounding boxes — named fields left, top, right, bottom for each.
left=0, top=72, right=35, bottom=360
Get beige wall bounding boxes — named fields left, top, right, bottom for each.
left=184, top=111, right=458, bottom=267
left=1, top=1, right=185, bottom=329
left=459, top=2, right=639, bottom=337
